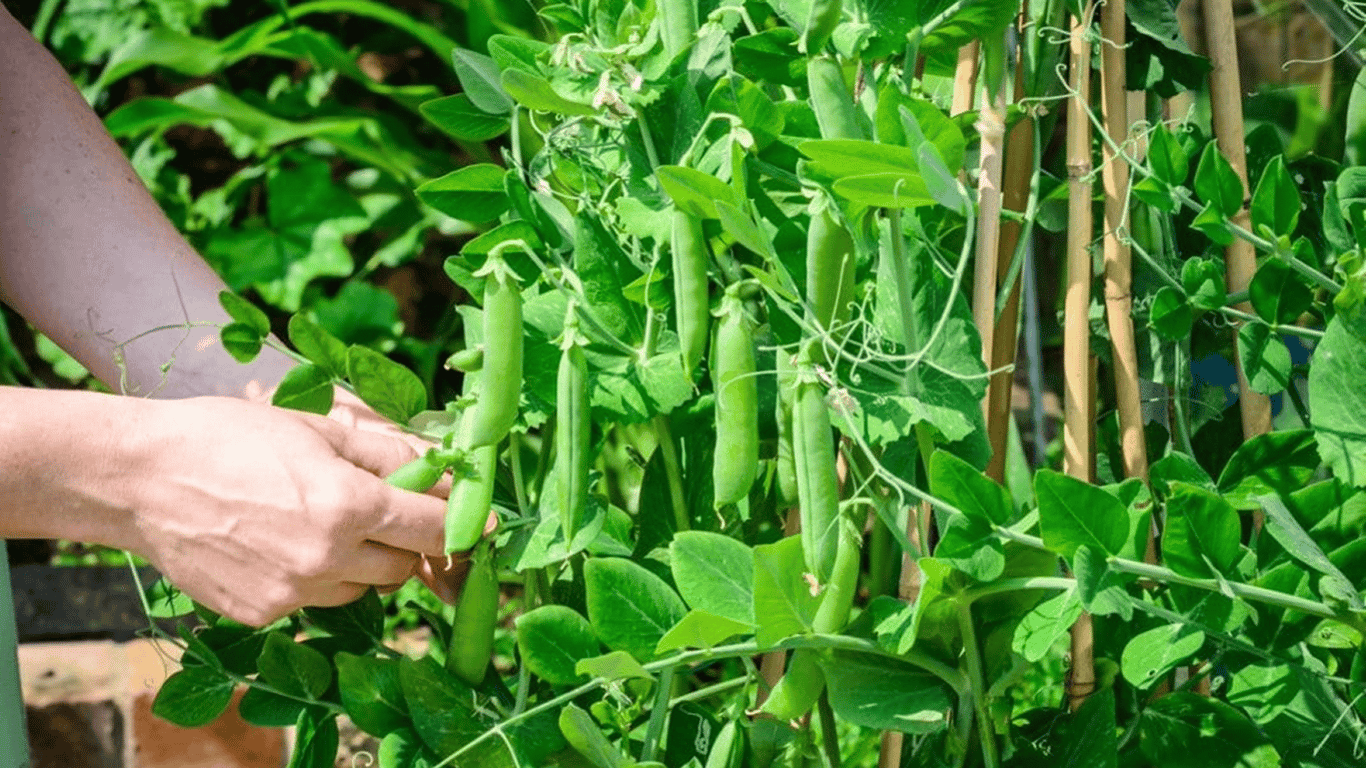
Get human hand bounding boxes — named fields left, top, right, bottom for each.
left=113, top=395, right=449, bottom=626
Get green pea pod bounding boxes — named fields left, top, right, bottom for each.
left=385, top=452, right=445, bottom=494
left=793, top=367, right=840, bottom=583
left=447, top=540, right=498, bottom=685
left=811, top=515, right=859, bottom=634
left=713, top=292, right=758, bottom=507
left=705, top=720, right=744, bottom=768
left=805, top=197, right=857, bottom=338
left=445, top=435, right=497, bottom=553
left=465, top=259, right=522, bottom=448
left=807, top=55, right=861, bottom=141
left=556, top=310, right=591, bottom=543
left=444, top=347, right=484, bottom=372
left=671, top=208, right=711, bottom=377
left=800, top=0, right=841, bottom=55
left=759, top=649, right=825, bottom=722
left=774, top=351, right=799, bottom=506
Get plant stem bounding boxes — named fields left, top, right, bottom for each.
left=640, top=664, right=677, bottom=762
left=653, top=414, right=691, bottom=533
left=668, top=675, right=747, bottom=707
left=817, top=690, right=842, bottom=768
left=957, top=603, right=999, bottom=768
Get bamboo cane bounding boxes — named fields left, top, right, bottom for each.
left=973, top=50, right=1008, bottom=424
left=1065, top=4, right=1099, bottom=713
left=985, top=34, right=1034, bottom=484
left=951, top=42, right=981, bottom=117
left=1202, top=0, right=1272, bottom=441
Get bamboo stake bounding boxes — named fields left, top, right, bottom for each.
left=1202, top=0, right=1272, bottom=441
left=985, top=36, right=1034, bottom=484
left=973, top=46, right=1008, bottom=422
left=951, top=42, right=981, bottom=116
left=1065, top=5, right=1098, bottom=713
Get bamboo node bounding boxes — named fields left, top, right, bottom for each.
left=1066, top=160, right=1093, bottom=178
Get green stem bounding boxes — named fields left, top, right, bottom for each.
left=640, top=665, right=677, bottom=763
left=816, top=691, right=841, bottom=768
left=960, top=577, right=1075, bottom=605
left=1172, top=339, right=1196, bottom=456
left=1109, top=558, right=1339, bottom=619
left=667, top=675, right=747, bottom=707
left=1284, top=375, right=1311, bottom=428
left=957, top=604, right=999, bottom=768
left=654, top=415, right=691, bottom=533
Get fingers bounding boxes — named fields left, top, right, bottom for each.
left=343, top=541, right=422, bottom=587
left=418, top=553, right=471, bottom=604
left=365, top=482, right=448, bottom=555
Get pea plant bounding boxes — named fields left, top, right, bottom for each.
left=134, top=1, right=1366, bottom=766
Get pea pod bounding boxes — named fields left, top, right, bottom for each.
left=811, top=515, right=860, bottom=634
left=671, top=208, right=711, bottom=377
left=758, top=648, right=825, bottom=722
left=800, top=0, right=841, bottom=55
left=556, top=307, right=591, bottom=543
left=385, top=451, right=445, bottom=494
left=712, top=290, right=758, bottom=507
left=445, top=431, right=497, bottom=553
left=805, top=196, right=857, bottom=339
left=807, top=55, right=861, bottom=141
left=464, top=256, right=522, bottom=448
left=793, top=364, right=840, bottom=582
left=774, top=351, right=799, bottom=506
left=444, top=347, right=483, bottom=372
left=447, top=540, right=498, bottom=685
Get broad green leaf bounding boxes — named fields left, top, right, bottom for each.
left=1249, top=259, right=1313, bottom=326
left=1236, top=323, right=1292, bottom=395
left=1162, top=483, right=1242, bottom=578
left=799, top=139, right=917, bottom=178
left=420, top=94, right=510, bottom=141
left=873, top=559, right=951, bottom=655
left=1058, top=688, right=1118, bottom=768
left=575, top=651, right=651, bottom=681
left=929, top=450, right=1011, bottom=525
left=289, top=710, right=339, bottom=768
left=218, top=291, right=270, bottom=335
left=573, top=212, right=643, bottom=344
left=1307, top=619, right=1363, bottom=648
left=152, top=667, right=236, bottom=727
left=752, top=536, right=822, bottom=647
left=1149, top=286, right=1194, bottom=341
left=656, top=165, right=738, bottom=219
left=670, top=531, right=755, bottom=624
left=1073, top=545, right=1133, bottom=620
left=257, top=633, right=331, bottom=700
left=515, top=605, right=601, bottom=686
left=398, top=656, right=485, bottom=756
left=918, top=142, right=970, bottom=216
left=584, top=558, right=688, bottom=661
left=559, top=704, right=628, bottom=768
left=1191, top=203, right=1234, bottom=244
left=271, top=363, right=335, bottom=415
left=1121, top=624, right=1205, bottom=688
left=220, top=322, right=263, bottom=363
left=820, top=650, right=952, bottom=734
left=1181, top=258, right=1226, bottom=311
left=288, top=314, right=349, bottom=379
left=1251, top=156, right=1301, bottom=238
left=1138, top=693, right=1281, bottom=768
left=1034, top=469, right=1129, bottom=558
left=238, top=686, right=306, bottom=728
left=933, top=515, right=1005, bottom=582
left=451, top=48, right=512, bottom=114
left=1133, top=175, right=1180, bottom=213
left=515, top=498, right=608, bottom=570
left=416, top=164, right=510, bottom=223
left=500, top=69, right=594, bottom=115
left=1194, top=143, right=1244, bottom=217
left=1225, top=663, right=1297, bottom=726
left=144, top=578, right=195, bottom=619
left=1259, top=494, right=1363, bottom=610
left=303, top=588, right=384, bottom=646
left=486, top=35, right=549, bottom=75
left=1311, top=318, right=1366, bottom=486
left=715, top=200, right=778, bottom=261
left=346, top=345, right=428, bottom=424
left=1150, top=452, right=1216, bottom=495
left=655, top=610, right=754, bottom=653
left=1216, top=430, right=1319, bottom=508
left=378, top=728, right=433, bottom=768
left=705, top=74, right=784, bottom=149
left=336, top=653, right=407, bottom=737
left=832, top=172, right=936, bottom=209
left=1012, top=587, right=1082, bottom=663
left=1149, top=125, right=1189, bottom=185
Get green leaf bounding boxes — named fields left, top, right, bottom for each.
left=1073, top=545, right=1133, bottom=620
left=257, top=633, right=332, bottom=701
left=584, top=558, right=688, bottom=662
left=929, top=450, right=1011, bottom=525
left=574, top=651, right=651, bottom=681
left=336, top=652, right=408, bottom=738
left=832, top=172, right=936, bottom=209
left=820, top=650, right=952, bottom=734
left=656, top=165, right=739, bottom=219
left=420, top=94, right=510, bottom=141
left=515, top=605, right=601, bottom=686
left=1259, top=494, right=1363, bottom=611
left=1216, top=430, right=1320, bottom=508
left=1034, top=469, right=1129, bottom=558
left=1058, top=688, right=1118, bottom=768
left=271, top=363, right=335, bottom=415
left=500, top=69, right=595, bottom=115
left=398, top=656, right=486, bottom=756
left=705, top=74, right=785, bottom=149
left=451, top=48, right=512, bottom=115
left=714, top=200, right=778, bottom=261
left=800, top=139, right=916, bottom=178
left=1121, top=624, right=1206, bottom=688
left=873, top=559, right=951, bottom=655
left=1162, top=483, right=1242, bottom=578
left=487, top=35, right=549, bottom=75
left=655, top=610, right=753, bottom=653
left=287, top=314, right=349, bottom=379
left=670, top=531, right=755, bottom=625
left=1311, top=318, right=1366, bottom=487
left=1148, top=125, right=1190, bottom=185
left=346, top=345, right=428, bottom=424
left=1011, top=587, right=1082, bottom=663
left=1150, top=286, right=1194, bottom=341
left=1180, top=258, right=1226, bottom=311
left=559, top=704, right=628, bottom=768
left=1237, top=323, right=1292, bottom=395
left=416, top=164, right=510, bottom=223
left=378, top=728, right=433, bottom=768
left=303, top=588, right=384, bottom=647
left=152, top=667, right=236, bottom=727
left=1251, top=156, right=1301, bottom=239
left=289, top=710, right=340, bottom=768
left=1190, top=203, right=1234, bottom=245
left=573, top=212, right=643, bottom=344
left=1138, top=693, right=1281, bottom=768
left=238, top=686, right=306, bottom=728
left=1194, top=142, right=1244, bottom=217
left=752, top=536, right=822, bottom=648
left=144, top=578, right=195, bottom=619
left=220, top=322, right=263, bottom=363
left=218, top=291, right=271, bottom=335
left=933, top=515, right=1005, bottom=582
left=1150, top=452, right=1216, bottom=495
left=1249, top=259, right=1313, bottom=326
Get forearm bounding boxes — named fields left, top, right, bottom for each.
left=0, top=8, right=293, bottom=399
